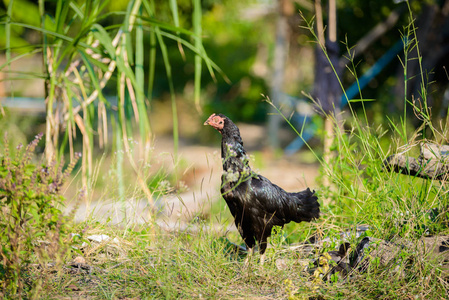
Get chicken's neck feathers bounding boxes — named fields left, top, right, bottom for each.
left=220, top=130, right=253, bottom=185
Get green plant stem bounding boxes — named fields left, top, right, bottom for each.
left=116, top=123, right=126, bottom=220
left=5, top=0, right=13, bottom=107
left=193, top=0, right=202, bottom=113
left=45, top=76, right=56, bottom=162
left=155, top=27, right=178, bottom=160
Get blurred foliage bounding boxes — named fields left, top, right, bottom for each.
left=201, top=2, right=270, bottom=122
left=337, top=0, right=448, bottom=125
left=0, top=112, right=44, bottom=152
left=1, top=0, right=225, bottom=179
left=1, top=0, right=448, bottom=126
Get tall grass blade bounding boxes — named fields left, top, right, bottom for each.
left=155, top=27, right=178, bottom=160
left=4, top=0, right=13, bottom=116
left=142, top=0, right=156, bottom=104
left=148, top=29, right=156, bottom=102
left=135, top=7, right=151, bottom=154
left=169, top=0, right=185, bottom=59
left=193, top=0, right=202, bottom=113
left=115, top=121, right=126, bottom=220
left=55, top=0, right=70, bottom=35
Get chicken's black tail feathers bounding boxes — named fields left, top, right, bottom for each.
left=292, top=188, right=320, bottom=223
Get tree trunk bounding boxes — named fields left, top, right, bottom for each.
left=268, top=0, right=292, bottom=149
left=314, top=0, right=341, bottom=200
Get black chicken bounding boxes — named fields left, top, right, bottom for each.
left=204, top=113, right=320, bottom=263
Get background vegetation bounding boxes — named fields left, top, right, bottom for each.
left=1, top=0, right=449, bottom=298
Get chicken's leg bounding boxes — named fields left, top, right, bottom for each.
left=244, top=247, right=254, bottom=266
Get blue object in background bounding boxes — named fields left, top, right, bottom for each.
left=285, top=39, right=405, bottom=155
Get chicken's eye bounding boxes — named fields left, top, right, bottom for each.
left=219, top=121, right=223, bottom=124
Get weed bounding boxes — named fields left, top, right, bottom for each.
left=0, top=133, right=80, bottom=298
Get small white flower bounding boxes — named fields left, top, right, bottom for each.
left=177, top=181, right=189, bottom=192
left=159, top=180, right=172, bottom=192
left=224, top=170, right=240, bottom=182
left=240, top=154, right=249, bottom=162
left=225, top=143, right=237, bottom=157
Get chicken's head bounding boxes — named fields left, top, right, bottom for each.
left=204, top=113, right=226, bottom=131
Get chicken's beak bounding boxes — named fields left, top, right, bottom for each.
left=203, top=113, right=216, bottom=126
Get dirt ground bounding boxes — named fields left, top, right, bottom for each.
left=69, top=123, right=320, bottom=229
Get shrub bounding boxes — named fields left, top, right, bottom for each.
left=0, top=133, right=80, bottom=298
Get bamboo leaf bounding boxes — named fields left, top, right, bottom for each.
left=0, top=72, right=48, bottom=80
left=91, top=23, right=117, bottom=60
left=138, top=15, right=197, bottom=36
left=157, top=29, right=229, bottom=83
left=123, top=0, right=134, bottom=65
left=169, top=0, right=180, bottom=29
left=78, top=50, right=107, bottom=104
left=55, top=0, right=70, bottom=34
left=77, top=48, right=110, bottom=73
left=115, top=37, right=139, bottom=93
left=69, top=1, right=84, bottom=18
left=0, top=21, right=93, bottom=49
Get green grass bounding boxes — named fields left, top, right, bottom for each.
left=10, top=214, right=449, bottom=299
left=56, top=225, right=308, bottom=299
left=3, top=118, right=449, bottom=299
left=3, top=127, right=449, bottom=299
